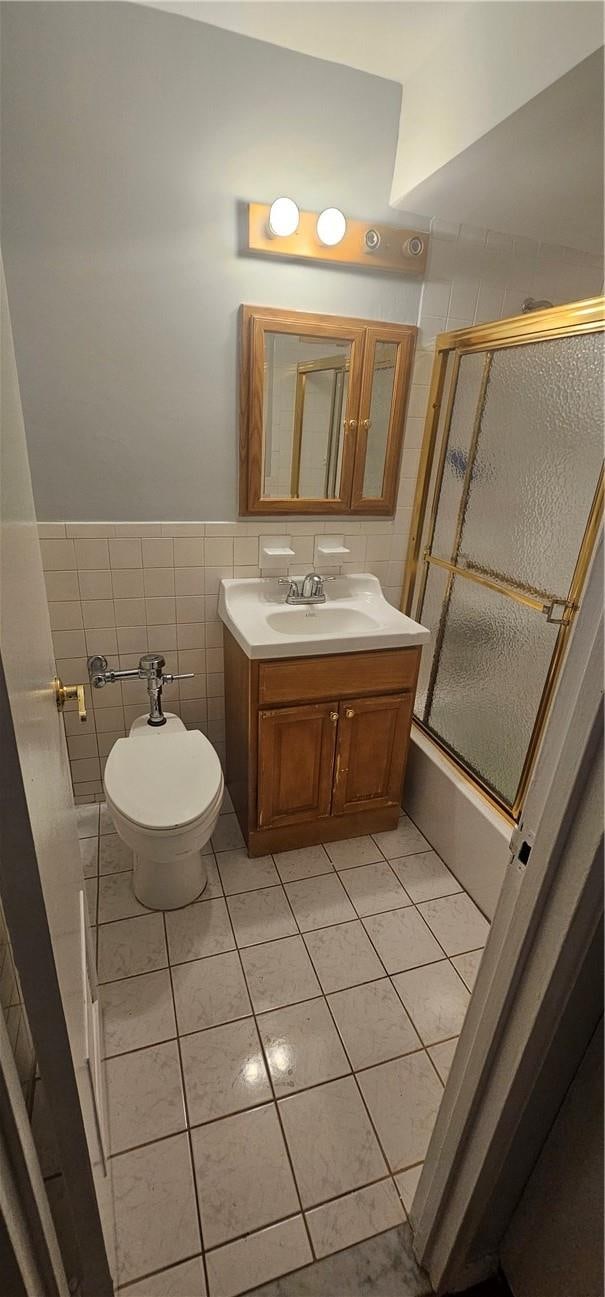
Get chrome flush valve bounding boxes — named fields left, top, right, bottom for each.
left=87, top=652, right=194, bottom=727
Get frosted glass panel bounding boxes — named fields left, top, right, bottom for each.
left=363, top=342, right=397, bottom=497
left=427, top=577, right=558, bottom=805
left=431, top=351, right=486, bottom=558
left=459, top=333, right=604, bottom=594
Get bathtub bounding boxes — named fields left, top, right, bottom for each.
left=403, top=724, right=511, bottom=920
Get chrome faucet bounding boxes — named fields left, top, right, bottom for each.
left=87, top=653, right=194, bottom=727
left=278, top=573, right=335, bottom=606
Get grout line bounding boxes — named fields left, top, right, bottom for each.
left=115, top=1250, right=204, bottom=1294
left=207, top=896, right=342, bottom=1265
left=245, top=997, right=316, bottom=1260
left=391, top=1169, right=410, bottom=1221
left=100, top=828, right=486, bottom=1291
left=202, top=1174, right=404, bottom=1260
left=161, top=908, right=212, bottom=1297
left=99, top=853, right=462, bottom=922
left=96, top=883, right=223, bottom=928
left=103, top=1029, right=179, bottom=1063
left=360, top=899, right=454, bottom=968
left=104, top=975, right=464, bottom=1064
left=274, top=1217, right=411, bottom=1287
left=107, top=1112, right=188, bottom=1161
left=318, top=987, right=407, bottom=1181
left=98, top=962, right=170, bottom=987
left=190, top=885, right=317, bottom=1266
left=98, top=906, right=485, bottom=987
left=424, top=1044, right=450, bottom=1087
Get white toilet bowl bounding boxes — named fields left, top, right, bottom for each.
left=103, top=713, right=224, bottom=910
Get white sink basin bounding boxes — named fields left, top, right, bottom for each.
left=265, top=606, right=379, bottom=636
left=219, top=574, right=430, bottom=660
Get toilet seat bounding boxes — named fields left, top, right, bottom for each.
left=104, top=728, right=223, bottom=831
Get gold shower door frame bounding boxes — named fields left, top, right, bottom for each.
left=402, top=297, right=605, bottom=823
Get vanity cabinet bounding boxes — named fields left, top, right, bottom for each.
left=258, top=702, right=338, bottom=829
left=224, top=630, right=421, bottom=856
left=331, top=693, right=414, bottom=815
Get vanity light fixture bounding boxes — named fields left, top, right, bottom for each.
left=247, top=202, right=428, bottom=275
left=405, top=235, right=425, bottom=258
left=364, top=228, right=381, bottom=251
left=316, top=207, right=347, bottom=247
left=268, top=197, right=300, bottom=238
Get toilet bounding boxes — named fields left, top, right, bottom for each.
left=103, top=714, right=224, bottom=910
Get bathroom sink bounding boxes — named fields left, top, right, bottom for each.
left=265, top=606, right=379, bottom=635
left=219, top=574, right=430, bottom=660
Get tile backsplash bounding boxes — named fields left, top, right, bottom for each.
left=41, top=516, right=413, bottom=802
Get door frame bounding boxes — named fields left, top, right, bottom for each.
left=410, top=531, right=603, bottom=1292
left=0, top=658, right=114, bottom=1296
left=401, top=296, right=605, bottom=822
left=0, top=259, right=114, bottom=1296
left=0, top=1006, right=69, bottom=1297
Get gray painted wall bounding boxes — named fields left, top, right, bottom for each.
left=1, top=2, right=420, bottom=520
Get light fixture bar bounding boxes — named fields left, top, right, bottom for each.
left=247, top=203, right=428, bottom=275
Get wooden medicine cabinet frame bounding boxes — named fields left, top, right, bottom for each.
left=239, top=305, right=417, bottom=516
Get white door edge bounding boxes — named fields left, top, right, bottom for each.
left=411, top=529, right=604, bottom=1292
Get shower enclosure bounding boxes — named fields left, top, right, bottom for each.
left=403, top=298, right=604, bottom=821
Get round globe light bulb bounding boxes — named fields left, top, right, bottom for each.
left=268, top=197, right=300, bottom=238
left=316, top=207, right=347, bottom=247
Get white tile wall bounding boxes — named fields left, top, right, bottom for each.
left=41, top=221, right=603, bottom=803
left=420, top=219, right=603, bottom=343
left=42, top=516, right=411, bottom=802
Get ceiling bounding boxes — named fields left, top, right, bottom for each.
left=142, top=2, right=604, bottom=253
left=143, top=1, right=469, bottom=84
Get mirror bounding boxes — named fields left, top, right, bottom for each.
left=362, top=341, right=398, bottom=498
left=240, top=306, right=416, bottom=516
left=262, top=333, right=351, bottom=500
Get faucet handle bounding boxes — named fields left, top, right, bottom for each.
left=162, top=672, right=195, bottom=683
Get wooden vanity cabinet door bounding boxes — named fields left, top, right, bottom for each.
left=257, top=702, right=338, bottom=829
left=332, top=692, right=413, bottom=815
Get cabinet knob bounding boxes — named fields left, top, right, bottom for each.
left=345, top=707, right=355, bottom=719
left=361, top=419, right=371, bottom=431
left=329, top=711, right=339, bottom=722
left=345, top=418, right=358, bottom=433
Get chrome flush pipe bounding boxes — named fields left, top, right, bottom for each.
left=87, top=653, right=194, bottom=727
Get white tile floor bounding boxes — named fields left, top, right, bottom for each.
left=78, top=800, right=488, bottom=1297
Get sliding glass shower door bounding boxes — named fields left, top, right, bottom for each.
left=404, top=300, right=604, bottom=819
